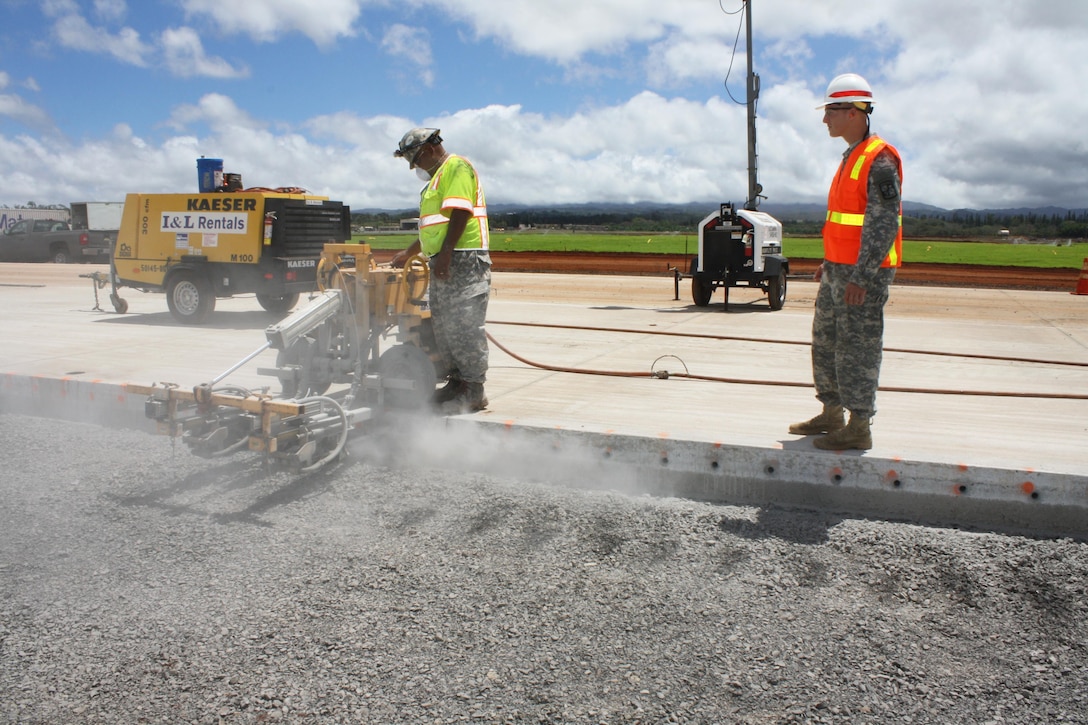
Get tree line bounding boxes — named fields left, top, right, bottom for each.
left=352, top=207, right=1088, bottom=238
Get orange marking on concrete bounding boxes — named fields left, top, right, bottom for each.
left=829, top=467, right=843, bottom=481
left=957, top=463, right=969, bottom=472
left=1020, top=481, right=1035, bottom=495
left=884, top=470, right=899, bottom=483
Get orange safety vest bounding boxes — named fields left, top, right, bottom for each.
left=823, top=135, right=903, bottom=267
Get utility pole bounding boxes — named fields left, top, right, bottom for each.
left=744, top=0, right=762, bottom=211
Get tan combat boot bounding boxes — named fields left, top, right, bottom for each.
left=812, top=412, right=872, bottom=451
left=788, top=404, right=845, bottom=436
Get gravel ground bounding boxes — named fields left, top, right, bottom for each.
left=2, top=413, right=1087, bottom=724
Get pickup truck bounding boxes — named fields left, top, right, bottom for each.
left=0, top=218, right=113, bottom=264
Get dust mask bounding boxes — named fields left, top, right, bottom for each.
left=415, top=167, right=432, bottom=182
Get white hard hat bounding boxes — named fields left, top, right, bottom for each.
left=817, top=73, right=874, bottom=110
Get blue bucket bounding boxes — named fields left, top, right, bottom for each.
left=197, top=157, right=223, bottom=193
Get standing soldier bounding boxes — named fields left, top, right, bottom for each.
left=791, top=73, right=903, bottom=450
left=392, top=128, right=492, bottom=414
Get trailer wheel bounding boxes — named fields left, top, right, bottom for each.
left=257, top=292, right=300, bottom=315
left=690, top=259, right=713, bottom=307
left=166, top=271, right=215, bottom=324
left=109, top=293, right=129, bottom=314
left=767, top=270, right=787, bottom=311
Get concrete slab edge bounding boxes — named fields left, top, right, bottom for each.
left=3, top=373, right=1085, bottom=540
left=443, top=419, right=1088, bottom=541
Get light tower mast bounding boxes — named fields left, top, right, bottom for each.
left=744, top=0, right=762, bottom=211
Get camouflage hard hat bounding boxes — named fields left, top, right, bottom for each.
left=394, top=127, right=442, bottom=168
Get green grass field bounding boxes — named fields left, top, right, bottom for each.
left=353, top=232, right=1088, bottom=269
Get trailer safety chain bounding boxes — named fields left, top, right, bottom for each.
left=484, top=324, right=1088, bottom=401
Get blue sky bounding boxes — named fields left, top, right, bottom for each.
left=1, top=0, right=1086, bottom=211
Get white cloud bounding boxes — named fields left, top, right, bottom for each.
left=44, top=4, right=252, bottom=80
left=161, top=27, right=250, bottom=79
left=381, top=25, right=435, bottom=87
left=181, top=0, right=362, bottom=46
left=428, top=0, right=722, bottom=63
left=51, top=13, right=154, bottom=66
left=0, top=94, right=55, bottom=132
left=41, top=0, right=80, bottom=18
left=94, top=0, right=127, bottom=23
left=165, top=94, right=264, bottom=134
left=7, top=0, right=1088, bottom=211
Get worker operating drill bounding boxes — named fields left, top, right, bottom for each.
left=391, top=128, right=492, bottom=414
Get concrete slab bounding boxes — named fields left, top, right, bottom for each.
left=2, top=263, right=1087, bottom=537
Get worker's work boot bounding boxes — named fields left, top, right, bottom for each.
left=788, top=404, right=845, bottom=436
left=812, top=413, right=872, bottom=451
left=441, top=382, right=488, bottom=415
left=433, top=376, right=465, bottom=404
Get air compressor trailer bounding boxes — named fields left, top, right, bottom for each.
left=109, top=191, right=351, bottom=323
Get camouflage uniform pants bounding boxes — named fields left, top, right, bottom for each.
left=810, top=262, right=895, bottom=418
left=429, top=249, right=491, bottom=384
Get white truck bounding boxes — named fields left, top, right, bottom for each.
left=70, top=202, right=123, bottom=233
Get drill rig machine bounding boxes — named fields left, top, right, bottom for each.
left=127, top=243, right=443, bottom=473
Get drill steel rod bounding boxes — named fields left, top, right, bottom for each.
left=210, top=342, right=272, bottom=386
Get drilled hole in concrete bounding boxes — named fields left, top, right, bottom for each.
left=958, top=485, right=968, bottom=494
left=710, top=460, right=719, bottom=470
left=765, top=465, right=775, bottom=475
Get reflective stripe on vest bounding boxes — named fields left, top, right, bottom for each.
left=849, top=137, right=885, bottom=181
left=822, top=135, right=903, bottom=268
